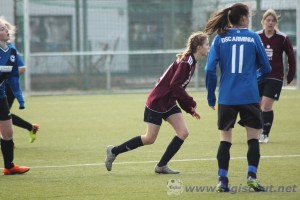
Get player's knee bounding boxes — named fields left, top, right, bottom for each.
left=1, top=131, right=13, bottom=140
left=260, top=100, right=273, bottom=111
left=261, top=105, right=272, bottom=112
left=142, top=135, right=156, bottom=145
left=177, top=130, right=189, bottom=140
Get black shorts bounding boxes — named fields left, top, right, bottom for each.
left=5, top=84, right=15, bottom=108
left=218, top=104, right=262, bottom=131
left=258, top=79, right=283, bottom=100
left=144, top=105, right=182, bottom=126
left=0, top=97, right=12, bottom=120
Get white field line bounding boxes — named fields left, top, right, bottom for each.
left=27, top=154, right=300, bottom=169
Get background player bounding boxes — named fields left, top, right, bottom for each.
left=257, top=9, right=296, bottom=143
left=1, top=16, right=39, bottom=146
left=0, top=16, right=30, bottom=175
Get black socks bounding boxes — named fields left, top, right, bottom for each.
left=111, top=136, right=144, bottom=156
left=217, top=141, right=232, bottom=172
left=11, top=114, right=33, bottom=131
left=262, top=110, right=274, bottom=136
left=111, top=135, right=184, bottom=167
left=247, top=139, right=260, bottom=168
left=157, top=136, right=184, bottom=167
left=247, top=139, right=260, bottom=178
left=1, top=139, right=14, bottom=169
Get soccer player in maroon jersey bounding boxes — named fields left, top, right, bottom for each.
left=257, top=9, right=296, bottom=143
left=105, top=31, right=209, bottom=174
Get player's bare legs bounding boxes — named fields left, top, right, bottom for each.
left=141, top=123, right=160, bottom=145
left=0, top=120, right=13, bottom=139
left=167, top=113, right=189, bottom=140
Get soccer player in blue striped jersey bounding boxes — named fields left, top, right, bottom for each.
left=0, top=16, right=30, bottom=175
left=105, top=32, right=209, bottom=174
left=0, top=16, right=39, bottom=146
left=204, top=3, right=271, bottom=192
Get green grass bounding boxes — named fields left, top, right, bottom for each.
left=1, top=90, right=299, bottom=200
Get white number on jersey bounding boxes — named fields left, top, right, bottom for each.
left=231, top=44, right=244, bottom=73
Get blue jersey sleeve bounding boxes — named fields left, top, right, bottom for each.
left=16, top=52, right=25, bottom=68
left=5, top=44, right=25, bottom=109
left=205, top=36, right=219, bottom=107
left=8, top=43, right=25, bottom=72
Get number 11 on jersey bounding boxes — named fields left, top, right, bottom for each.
left=231, top=44, right=244, bottom=74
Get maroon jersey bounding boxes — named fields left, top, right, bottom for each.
left=146, top=54, right=197, bottom=114
left=257, top=30, right=296, bottom=83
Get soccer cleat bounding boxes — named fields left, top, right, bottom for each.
left=3, top=165, right=30, bottom=175
left=105, top=145, right=116, bottom=171
left=259, top=134, right=269, bottom=144
left=154, top=165, right=180, bottom=174
left=247, top=176, right=265, bottom=192
left=29, top=124, right=39, bottom=143
left=217, top=177, right=230, bottom=192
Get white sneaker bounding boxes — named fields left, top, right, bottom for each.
left=259, top=134, right=269, bottom=143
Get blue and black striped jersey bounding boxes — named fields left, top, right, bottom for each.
left=205, top=28, right=271, bottom=106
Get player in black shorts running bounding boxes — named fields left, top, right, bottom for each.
left=105, top=31, right=209, bottom=174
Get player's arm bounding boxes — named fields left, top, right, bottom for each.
left=283, top=36, right=296, bottom=84
left=205, top=36, right=219, bottom=108
left=16, top=48, right=26, bottom=74
left=18, top=67, right=25, bottom=74
left=170, top=62, right=197, bottom=115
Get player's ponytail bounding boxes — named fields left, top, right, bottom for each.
left=176, top=31, right=208, bottom=61
left=204, top=7, right=231, bottom=35
left=204, top=3, right=249, bottom=35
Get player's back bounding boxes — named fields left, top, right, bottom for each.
left=217, top=28, right=264, bottom=105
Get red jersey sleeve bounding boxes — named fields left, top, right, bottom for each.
left=283, top=36, right=296, bottom=83
left=169, top=61, right=196, bottom=114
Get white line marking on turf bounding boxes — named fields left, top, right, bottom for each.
left=28, top=154, right=300, bottom=169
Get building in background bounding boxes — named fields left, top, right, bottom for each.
left=0, top=0, right=298, bottom=94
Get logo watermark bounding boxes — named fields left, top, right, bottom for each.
left=167, top=179, right=297, bottom=195
left=167, top=179, right=184, bottom=196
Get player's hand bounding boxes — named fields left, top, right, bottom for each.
left=192, top=112, right=200, bottom=120
left=191, top=107, right=200, bottom=120
left=210, top=106, right=215, bottom=110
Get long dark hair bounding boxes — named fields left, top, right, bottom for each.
left=204, top=3, right=249, bottom=35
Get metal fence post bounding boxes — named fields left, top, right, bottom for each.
left=24, top=0, right=31, bottom=95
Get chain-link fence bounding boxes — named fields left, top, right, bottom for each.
left=6, top=0, right=299, bottom=94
